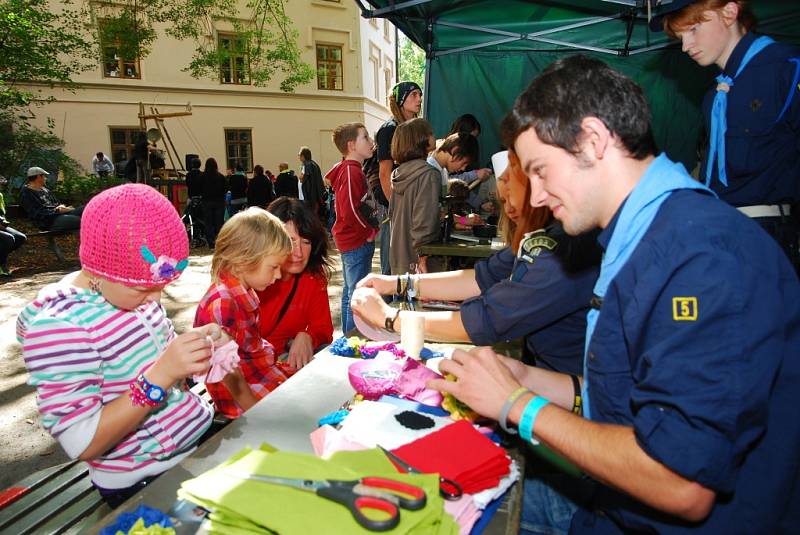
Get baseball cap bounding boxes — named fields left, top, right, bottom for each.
left=649, top=0, right=696, bottom=32
left=26, top=166, right=49, bottom=178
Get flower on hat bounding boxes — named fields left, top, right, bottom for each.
left=141, top=245, right=188, bottom=282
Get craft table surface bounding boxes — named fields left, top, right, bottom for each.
left=85, top=350, right=520, bottom=535
left=418, top=241, right=498, bottom=259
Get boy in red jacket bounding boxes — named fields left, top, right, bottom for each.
left=326, top=122, right=377, bottom=332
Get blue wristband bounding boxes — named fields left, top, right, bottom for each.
left=519, top=396, right=550, bottom=443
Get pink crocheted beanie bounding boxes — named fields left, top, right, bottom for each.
left=80, top=184, right=189, bottom=287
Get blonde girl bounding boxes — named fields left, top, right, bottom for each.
left=194, top=207, right=293, bottom=418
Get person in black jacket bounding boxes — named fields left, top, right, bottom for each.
left=298, top=147, right=325, bottom=220
left=20, top=167, right=83, bottom=231
left=274, top=163, right=299, bottom=198
left=228, top=166, right=248, bottom=215
left=247, top=165, right=276, bottom=209
left=200, top=157, right=227, bottom=248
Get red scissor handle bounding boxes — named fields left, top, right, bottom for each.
left=317, top=485, right=400, bottom=532
left=359, top=477, right=427, bottom=511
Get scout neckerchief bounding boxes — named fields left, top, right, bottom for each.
left=583, top=154, right=714, bottom=419
left=706, top=35, right=774, bottom=187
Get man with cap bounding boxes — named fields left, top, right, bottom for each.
left=363, top=80, right=422, bottom=275
left=429, top=55, right=800, bottom=534
left=651, top=0, right=800, bottom=271
left=20, top=167, right=83, bottom=231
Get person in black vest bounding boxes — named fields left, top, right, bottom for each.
left=298, top=146, right=325, bottom=220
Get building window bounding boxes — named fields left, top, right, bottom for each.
left=100, top=21, right=141, bottom=79
left=316, top=44, right=343, bottom=91
left=109, top=127, right=141, bottom=171
left=218, top=33, right=250, bottom=85
left=225, top=129, right=253, bottom=172
left=369, top=43, right=381, bottom=100
left=384, top=58, right=394, bottom=101
left=383, top=20, right=392, bottom=42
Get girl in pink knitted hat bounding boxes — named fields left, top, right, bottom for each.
left=17, top=183, right=224, bottom=507
left=194, top=207, right=294, bottom=419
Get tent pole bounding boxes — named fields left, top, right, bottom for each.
left=423, top=17, right=432, bottom=119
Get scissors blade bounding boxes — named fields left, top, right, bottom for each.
left=227, top=472, right=321, bottom=492
left=377, top=445, right=417, bottom=474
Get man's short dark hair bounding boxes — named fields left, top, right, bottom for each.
left=438, top=132, right=479, bottom=165
left=299, top=147, right=312, bottom=160
left=96, top=152, right=104, bottom=160
left=501, top=55, right=657, bottom=161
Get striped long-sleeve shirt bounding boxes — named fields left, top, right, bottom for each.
left=17, top=278, right=213, bottom=489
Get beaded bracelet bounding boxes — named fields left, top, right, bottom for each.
left=128, top=379, right=160, bottom=407
left=519, top=395, right=550, bottom=444
left=498, top=387, right=529, bottom=434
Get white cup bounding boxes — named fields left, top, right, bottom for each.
left=491, top=150, right=509, bottom=178
left=400, top=312, right=425, bottom=360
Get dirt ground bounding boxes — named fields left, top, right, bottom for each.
left=0, top=235, right=352, bottom=490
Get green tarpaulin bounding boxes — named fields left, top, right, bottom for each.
left=358, top=0, right=800, bottom=170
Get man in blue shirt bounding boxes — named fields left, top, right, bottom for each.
left=651, top=0, right=800, bottom=270
left=430, top=56, right=800, bottom=534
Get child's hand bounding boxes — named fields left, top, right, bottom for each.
left=149, top=330, right=213, bottom=387
left=196, top=323, right=232, bottom=346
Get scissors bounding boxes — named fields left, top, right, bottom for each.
left=378, top=445, right=464, bottom=501
left=229, top=472, right=426, bottom=532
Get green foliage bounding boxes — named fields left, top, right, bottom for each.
left=53, top=173, right=126, bottom=205
left=0, top=0, right=96, bottom=113
left=398, top=34, right=425, bottom=90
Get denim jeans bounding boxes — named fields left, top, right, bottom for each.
left=378, top=220, right=391, bottom=275
left=520, top=474, right=589, bottom=535
left=340, top=240, right=375, bottom=333
left=49, top=205, right=84, bottom=231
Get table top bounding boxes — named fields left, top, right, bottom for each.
left=418, top=240, right=502, bottom=259
left=87, top=351, right=520, bottom=535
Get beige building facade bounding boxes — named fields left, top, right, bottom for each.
left=27, top=0, right=397, bottom=176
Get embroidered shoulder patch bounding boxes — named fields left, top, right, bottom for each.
left=672, top=297, right=698, bottom=321
left=519, top=232, right=557, bottom=264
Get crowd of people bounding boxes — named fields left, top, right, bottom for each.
left=13, top=0, right=800, bottom=532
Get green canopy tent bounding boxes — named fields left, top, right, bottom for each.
left=356, top=0, right=800, bottom=170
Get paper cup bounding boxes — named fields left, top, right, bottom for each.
left=491, top=150, right=509, bottom=177
left=400, top=312, right=425, bottom=360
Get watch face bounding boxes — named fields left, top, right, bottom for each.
left=147, top=387, right=165, bottom=401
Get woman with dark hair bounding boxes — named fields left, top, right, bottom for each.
left=256, top=197, right=333, bottom=369
left=200, top=157, right=227, bottom=248
left=447, top=113, right=482, bottom=137
left=248, top=165, right=276, bottom=209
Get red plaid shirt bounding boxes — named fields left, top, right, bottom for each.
left=194, top=272, right=293, bottom=418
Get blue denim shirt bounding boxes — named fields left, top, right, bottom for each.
left=701, top=32, right=800, bottom=206
left=571, top=190, right=800, bottom=534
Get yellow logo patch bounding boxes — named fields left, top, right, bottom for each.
left=672, top=297, right=698, bottom=321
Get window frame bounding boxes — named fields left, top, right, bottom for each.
left=315, top=43, right=344, bottom=91
left=109, top=126, right=141, bottom=172
left=218, top=32, right=251, bottom=85
left=99, top=19, right=141, bottom=80
left=224, top=128, right=254, bottom=173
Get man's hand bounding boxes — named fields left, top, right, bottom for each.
left=427, top=347, right=522, bottom=421
left=356, top=273, right=397, bottom=294
left=287, top=332, right=315, bottom=370
left=351, top=287, right=394, bottom=328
